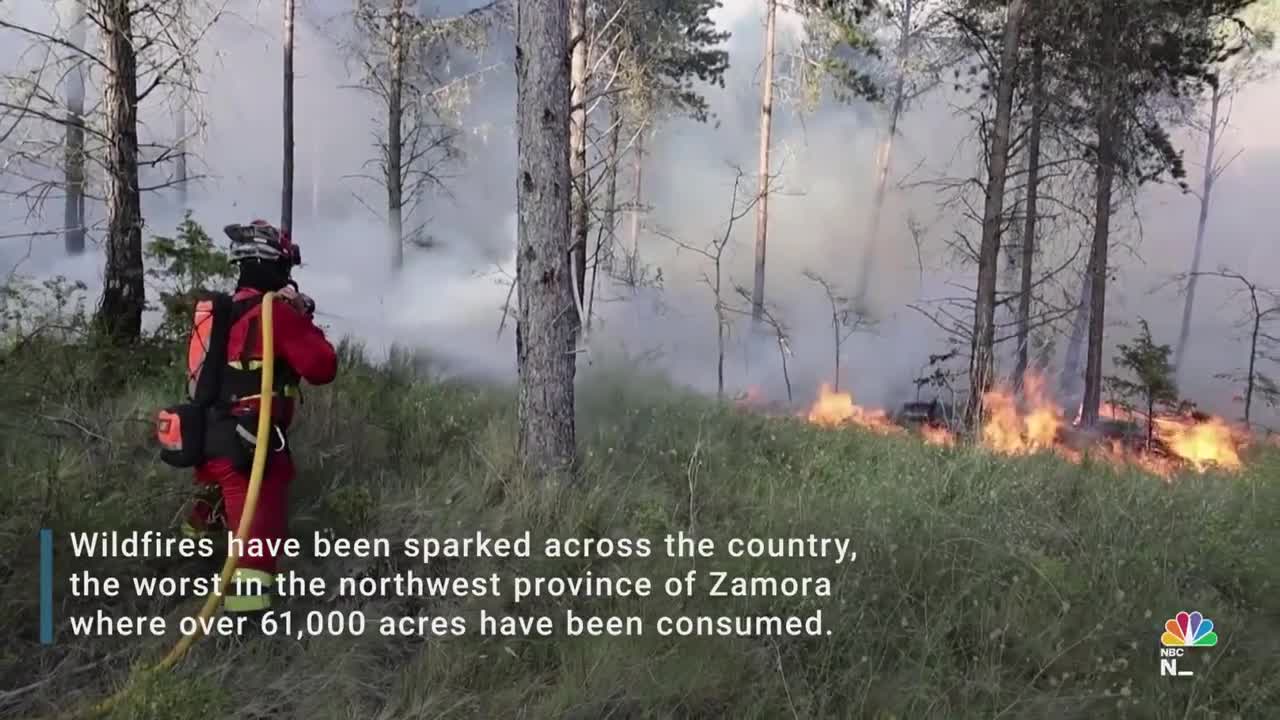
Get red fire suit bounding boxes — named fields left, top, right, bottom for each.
left=185, top=288, right=337, bottom=595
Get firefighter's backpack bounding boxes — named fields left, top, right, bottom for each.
left=155, top=292, right=236, bottom=467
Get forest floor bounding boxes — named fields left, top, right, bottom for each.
left=2, top=338, right=1278, bottom=720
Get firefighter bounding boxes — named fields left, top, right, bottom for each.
left=181, top=220, right=337, bottom=616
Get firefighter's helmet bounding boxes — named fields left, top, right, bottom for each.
left=224, top=220, right=301, bottom=266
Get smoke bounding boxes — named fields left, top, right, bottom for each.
left=2, top=0, right=1278, bottom=426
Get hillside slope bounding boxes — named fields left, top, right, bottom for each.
left=2, top=340, right=1278, bottom=720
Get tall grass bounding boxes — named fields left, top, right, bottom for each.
left=1, top=336, right=1277, bottom=720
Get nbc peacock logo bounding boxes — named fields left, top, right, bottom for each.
left=1158, top=610, right=1218, bottom=677
left=1161, top=611, right=1218, bottom=647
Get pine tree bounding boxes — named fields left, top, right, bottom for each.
left=1106, top=320, right=1178, bottom=449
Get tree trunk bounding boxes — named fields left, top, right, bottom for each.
left=1245, top=309, right=1259, bottom=425
left=1146, top=392, right=1155, bottom=449
left=586, top=99, right=622, bottom=328
left=96, top=0, right=145, bottom=342
left=175, top=102, right=188, bottom=207
left=751, top=0, right=777, bottom=324
left=1173, top=84, right=1221, bottom=379
left=1014, top=39, right=1044, bottom=389
left=515, top=0, right=577, bottom=479
left=1080, top=108, right=1117, bottom=427
left=1001, top=153, right=1026, bottom=338
left=832, top=313, right=841, bottom=392
left=855, top=0, right=912, bottom=305
left=569, top=0, right=588, bottom=305
left=965, top=0, right=1026, bottom=426
left=1079, top=1, right=1123, bottom=429
left=778, top=334, right=792, bottom=402
left=388, top=0, right=405, bottom=271
left=715, top=266, right=725, bottom=398
left=855, top=86, right=905, bottom=306
left=64, top=0, right=87, bottom=255
left=601, top=99, right=621, bottom=274
left=626, top=124, right=645, bottom=284
left=174, top=0, right=188, bottom=209
left=1060, top=273, right=1091, bottom=405
left=281, top=0, right=295, bottom=232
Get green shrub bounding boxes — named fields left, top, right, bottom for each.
left=144, top=211, right=236, bottom=343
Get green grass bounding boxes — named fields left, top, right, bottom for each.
left=2, top=338, right=1278, bottom=720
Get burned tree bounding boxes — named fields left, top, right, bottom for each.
left=516, top=0, right=577, bottom=479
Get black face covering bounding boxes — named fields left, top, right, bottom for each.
left=235, top=259, right=291, bottom=292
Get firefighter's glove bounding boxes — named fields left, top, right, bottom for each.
left=279, top=285, right=316, bottom=317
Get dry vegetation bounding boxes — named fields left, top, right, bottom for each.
left=2, top=280, right=1278, bottom=720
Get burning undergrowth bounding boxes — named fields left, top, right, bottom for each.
left=739, top=373, right=1249, bottom=478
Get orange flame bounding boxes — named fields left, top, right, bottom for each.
left=735, top=385, right=766, bottom=408
left=1153, top=414, right=1242, bottom=472
left=980, top=373, right=1062, bottom=454
left=1099, top=402, right=1133, bottom=421
left=800, top=373, right=1248, bottom=477
left=806, top=384, right=903, bottom=434
left=921, top=425, right=955, bottom=446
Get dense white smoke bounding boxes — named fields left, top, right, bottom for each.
left=1, top=0, right=1277, bottom=425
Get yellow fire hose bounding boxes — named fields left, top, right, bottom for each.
left=49, top=291, right=277, bottom=720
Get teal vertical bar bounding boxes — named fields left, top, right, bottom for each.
left=40, top=528, right=53, bottom=644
